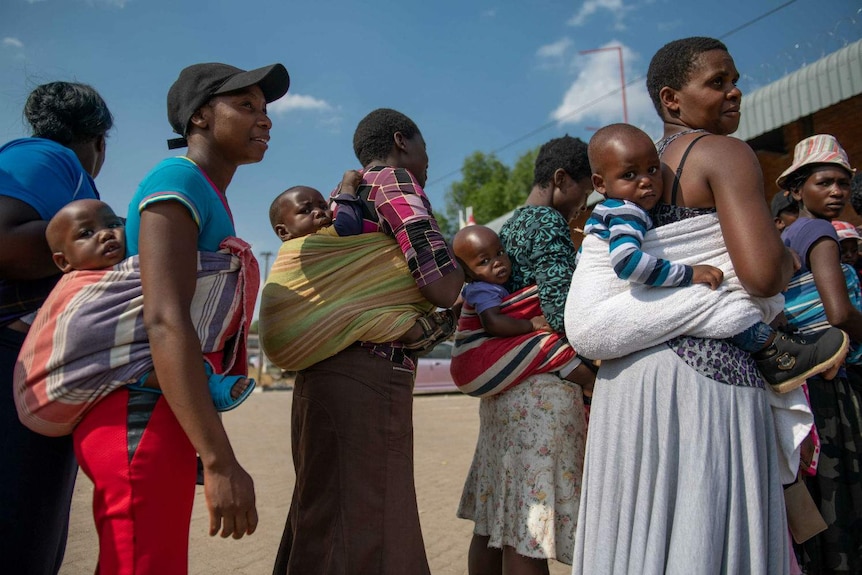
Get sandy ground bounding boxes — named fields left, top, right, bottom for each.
left=59, top=389, right=571, bottom=574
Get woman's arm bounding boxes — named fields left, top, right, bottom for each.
left=704, top=137, right=796, bottom=297
left=807, top=238, right=862, bottom=341
left=138, top=201, right=257, bottom=539
left=373, top=168, right=464, bottom=308
left=420, top=268, right=464, bottom=308
left=0, top=196, right=59, bottom=280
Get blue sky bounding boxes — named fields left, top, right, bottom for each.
left=2, top=0, right=860, bottom=276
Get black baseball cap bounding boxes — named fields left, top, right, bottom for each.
left=166, top=62, right=289, bottom=149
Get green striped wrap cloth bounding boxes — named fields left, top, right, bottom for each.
left=259, top=230, right=433, bottom=371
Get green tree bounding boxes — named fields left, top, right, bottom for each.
left=443, top=146, right=539, bottom=228
left=444, top=151, right=509, bottom=226
left=504, top=147, right=539, bottom=209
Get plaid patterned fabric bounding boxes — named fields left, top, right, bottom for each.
left=355, top=166, right=458, bottom=368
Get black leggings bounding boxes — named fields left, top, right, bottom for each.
left=0, top=327, right=78, bottom=575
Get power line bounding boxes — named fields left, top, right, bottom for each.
left=426, top=0, right=801, bottom=189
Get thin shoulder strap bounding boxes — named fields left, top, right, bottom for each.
left=670, top=134, right=709, bottom=205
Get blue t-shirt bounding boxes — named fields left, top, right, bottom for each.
left=0, top=138, right=99, bottom=323
left=782, top=216, right=839, bottom=273
left=462, top=281, right=510, bottom=314
left=0, top=137, right=99, bottom=218
left=125, top=156, right=235, bottom=255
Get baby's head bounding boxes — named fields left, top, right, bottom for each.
left=46, top=199, right=125, bottom=273
left=832, top=220, right=861, bottom=266
left=269, top=185, right=333, bottom=241
left=588, top=123, right=663, bottom=211
left=452, top=225, right=511, bottom=285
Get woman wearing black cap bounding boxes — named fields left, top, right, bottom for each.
left=70, top=62, right=288, bottom=573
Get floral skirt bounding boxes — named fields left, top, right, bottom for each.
left=457, top=373, right=585, bottom=564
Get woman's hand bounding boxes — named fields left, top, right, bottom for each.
left=204, top=460, right=259, bottom=538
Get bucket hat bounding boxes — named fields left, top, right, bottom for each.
left=776, top=134, right=855, bottom=190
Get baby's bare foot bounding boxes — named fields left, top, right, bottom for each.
left=231, top=378, right=251, bottom=400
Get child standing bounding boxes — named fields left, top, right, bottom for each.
left=586, top=123, right=847, bottom=392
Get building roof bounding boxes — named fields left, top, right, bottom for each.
left=483, top=191, right=603, bottom=233
left=735, top=38, right=862, bottom=142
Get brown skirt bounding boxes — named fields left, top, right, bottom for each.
left=273, top=346, right=431, bottom=575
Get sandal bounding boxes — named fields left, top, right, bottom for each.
left=203, top=363, right=256, bottom=412
left=402, top=308, right=458, bottom=353
left=126, top=364, right=256, bottom=412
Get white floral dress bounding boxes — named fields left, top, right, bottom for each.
left=457, top=206, right=587, bottom=564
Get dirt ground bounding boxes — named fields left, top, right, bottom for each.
left=59, top=389, right=571, bottom=575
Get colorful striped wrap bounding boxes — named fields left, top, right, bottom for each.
left=14, top=237, right=259, bottom=437
left=259, top=230, right=433, bottom=371
left=450, top=285, right=576, bottom=397
left=783, top=263, right=862, bottom=365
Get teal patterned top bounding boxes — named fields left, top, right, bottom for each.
left=499, top=205, right=577, bottom=333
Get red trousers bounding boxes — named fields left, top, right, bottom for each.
left=73, top=388, right=196, bottom=575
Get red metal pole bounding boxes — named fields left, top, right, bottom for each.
left=579, top=46, right=628, bottom=124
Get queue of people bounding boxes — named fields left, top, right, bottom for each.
left=1, top=34, right=861, bottom=575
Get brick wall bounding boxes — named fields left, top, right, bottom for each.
left=758, top=93, right=862, bottom=227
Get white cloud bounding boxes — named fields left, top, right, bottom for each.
left=567, top=0, right=631, bottom=31
left=269, top=93, right=332, bottom=116
left=551, top=42, right=658, bottom=136
left=3, top=38, right=24, bottom=49
left=537, top=38, right=572, bottom=60
left=482, top=9, right=497, bottom=18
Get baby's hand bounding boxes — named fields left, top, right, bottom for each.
left=530, top=315, right=553, bottom=332
left=691, top=265, right=724, bottom=290
left=337, top=170, right=363, bottom=197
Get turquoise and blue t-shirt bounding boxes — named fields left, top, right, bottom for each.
left=125, top=156, right=235, bottom=255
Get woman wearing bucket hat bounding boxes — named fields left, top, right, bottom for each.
left=777, top=134, right=862, bottom=573
left=70, top=62, right=289, bottom=573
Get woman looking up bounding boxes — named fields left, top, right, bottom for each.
left=0, top=81, right=112, bottom=574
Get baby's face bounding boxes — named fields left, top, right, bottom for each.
left=53, top=201, right=125, bottom=272
left=596, top=135, right=663, bottom=211
left=839, top=238, right=859, bottom=265
left=275, top=187, right=333, bottom=241
left=458, top=231, right=511, bottom=285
